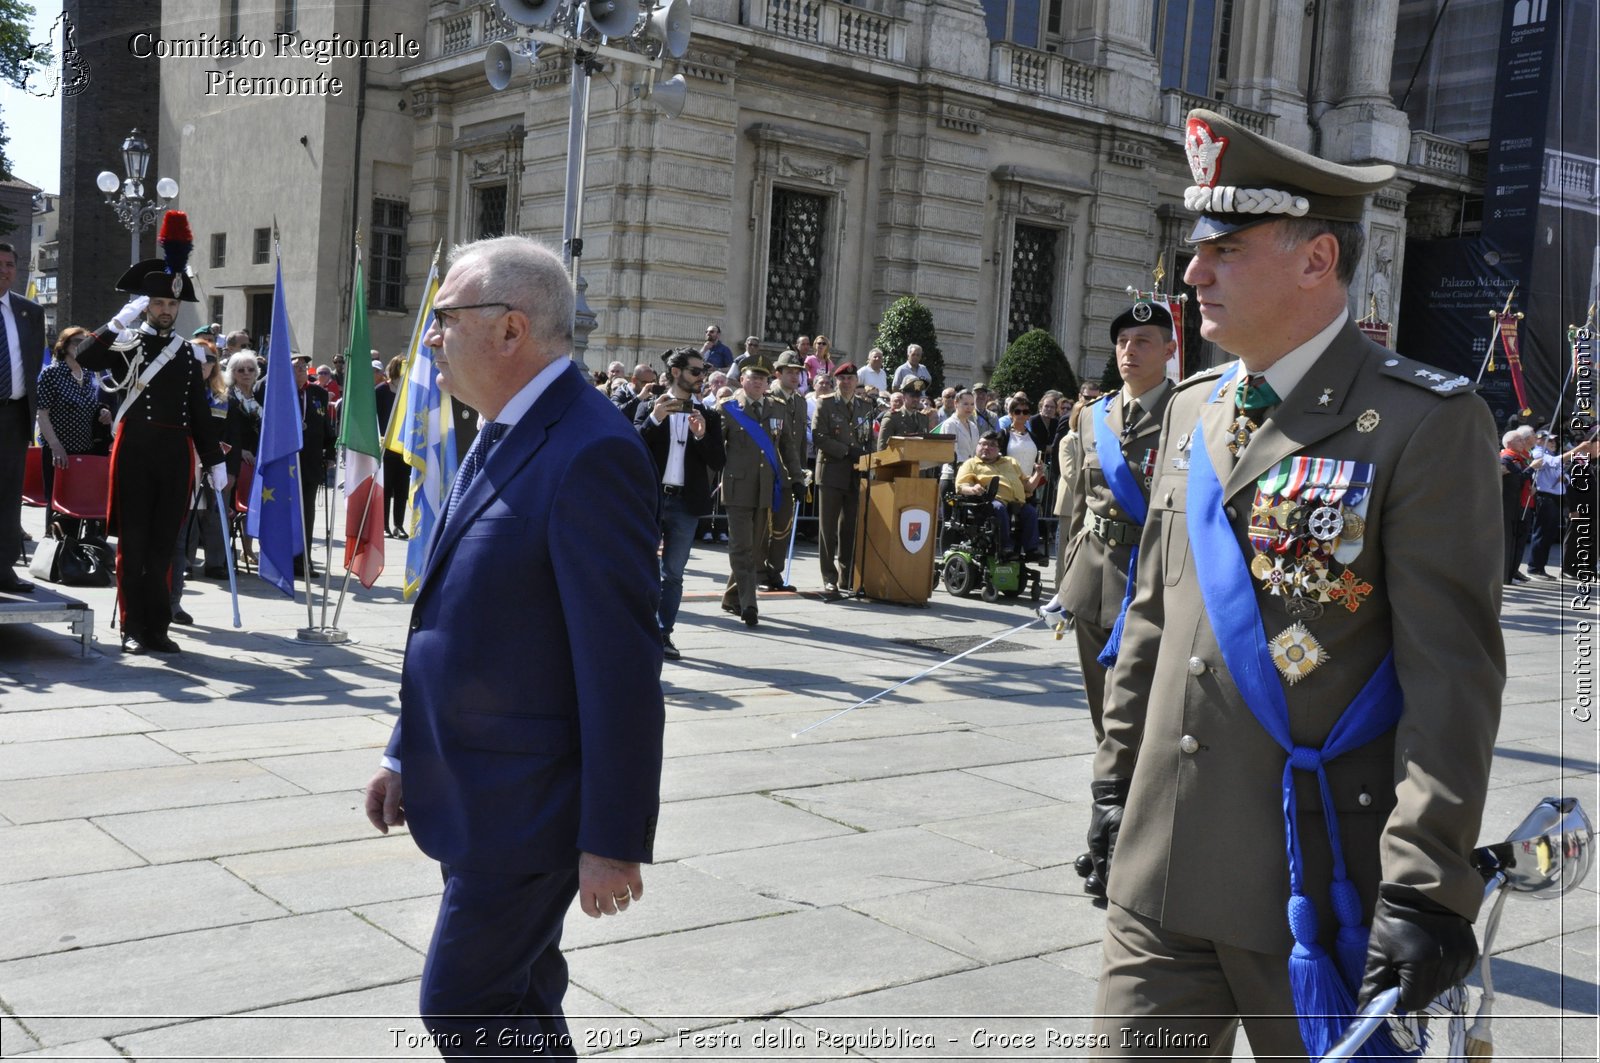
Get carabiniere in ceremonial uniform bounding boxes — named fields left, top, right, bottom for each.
left=75, top=211, right=227, bottom=655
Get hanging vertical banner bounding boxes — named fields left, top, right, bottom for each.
left=1497, top=313, right=1534, bottom=415
left=1481, top=0, right=1561, bottom=278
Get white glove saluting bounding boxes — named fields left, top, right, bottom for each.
left=111, top=296, right=149, bottom=331
left=207, top=463, right=229, bottom=492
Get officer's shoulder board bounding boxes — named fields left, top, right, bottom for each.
left=1173, top=363, right=1230, bottom=394
left=1375, top=353, right=1477, bottom=398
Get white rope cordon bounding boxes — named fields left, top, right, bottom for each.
left=1184, top=184, right=1311, bottom=216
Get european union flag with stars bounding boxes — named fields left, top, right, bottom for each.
left=245, top=254, right=305, bottom=597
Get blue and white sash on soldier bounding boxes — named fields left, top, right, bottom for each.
left=720, top=399, right=784, bottom=510
left=1091, top=395, right=1147, bottom=666
left=1189, top=367, right=1404, bottom=1059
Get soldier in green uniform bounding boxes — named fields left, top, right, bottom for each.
left=719, top=359, right=783, bottom=626
left=1088, top=110, right=1502, bottom=1059
left=761, top=349, right=809, bottom=592
left=1051, top=298, right=1175, bottom=897
left=877, top=378, right=930, bottom=444
left=812, top=362, right=874, bottom=597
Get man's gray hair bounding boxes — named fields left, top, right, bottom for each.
left=1274, top=217, right=1365, bottom=287
left=447, top=236, right=574, bottom=347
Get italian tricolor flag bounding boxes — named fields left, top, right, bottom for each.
left=339, top=246, right=384, bottom=588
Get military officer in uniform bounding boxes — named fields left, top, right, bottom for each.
left=76, top=211, right=228, bottom=655
left=1088, top=111, right=1502, bottom=1058
left=812, top=362, right=874, bottom=597
left=761, top=349, right=809, bottom=592
left=720, top=359, right=784, bottom=626
left=877, top=378, right=930, bottom=444
left=1051, top=299, right=1175, bottom=896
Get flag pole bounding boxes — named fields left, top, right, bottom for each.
left=296, top=454, right=317, bottom=631
left=330, top=467, right=376, bottom=630
left=215, top=486, right=242, bottom=628
left=319, top=467, right=335, bottom=629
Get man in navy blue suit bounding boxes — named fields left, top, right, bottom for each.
left=365, top=236, right=664, bottom=1059
left=0, top=242, right=47, bottom=593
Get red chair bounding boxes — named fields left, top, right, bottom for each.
left=50, top=455, right=110, bottom=523
left=230, top=459, right=256, bottom=572
left=21, top=446, right=46, bottom=507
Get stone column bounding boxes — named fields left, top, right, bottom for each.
left=1316, top=0, right=1410, bottom=164
left=1228, top=0, right=1312, bottom=150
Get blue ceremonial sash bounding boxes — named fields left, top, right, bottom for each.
left=1091, top=396, right=1145, bottom=667
left=721, top=398, right=785, bottom=510
left=1186, top=368, right=1406, bottom=1059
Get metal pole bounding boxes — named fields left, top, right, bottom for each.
left=560, top=44, right=593, bottom=325
left=296, top=455, right=316, bottom=630
left=129, top=217, right=138, bottom=267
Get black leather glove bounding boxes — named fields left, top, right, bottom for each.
left=1084, top=778, right=1130, bottom=897
left=1357, top=883, right=1478, bottom=1011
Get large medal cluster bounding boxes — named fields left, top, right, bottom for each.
left=1247, top=457, right=1375, bottom=684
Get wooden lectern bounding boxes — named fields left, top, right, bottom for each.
left=851, top=436, right=955, bottom=604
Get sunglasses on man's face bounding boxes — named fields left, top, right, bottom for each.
left=681, top=365, right=705, bottom=377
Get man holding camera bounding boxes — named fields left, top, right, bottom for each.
left=636, top=347, right=725, bottom=660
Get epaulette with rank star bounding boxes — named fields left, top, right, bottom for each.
left=1376, top=353, right=1476, bottom=397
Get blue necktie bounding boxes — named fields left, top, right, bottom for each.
left=0, top=301, right=12, bottom=400
left=444, top=421, right=506, bottom=526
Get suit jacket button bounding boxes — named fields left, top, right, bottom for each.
left=409, top=617, right=421, bottom=632
left=1358, top=790, right=1373, bottom=807
left=1179, top=734, right=1200, bottom=755
left=1164, top=491, right=1173, bottom=506
left=1225, top=505, right=1237, bottom=519
left=1186, top=656, right=1206, bottom=676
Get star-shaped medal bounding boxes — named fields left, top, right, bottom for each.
left=1269, top=623, right=1328, bottom=685
left=1317, top=388, right=1333, bottom=407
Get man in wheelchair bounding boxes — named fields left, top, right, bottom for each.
left=954, top=431, right=1045, bottom=563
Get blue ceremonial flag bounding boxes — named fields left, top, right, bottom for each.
left=382, top=247, right=457, bottom=599
left=246, top=254, right=306, bottom=597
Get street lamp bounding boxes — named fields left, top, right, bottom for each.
left=95, top=128, right=180, bottom=265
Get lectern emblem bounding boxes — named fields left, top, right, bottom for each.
left=899, top=508, right=932, bottom=554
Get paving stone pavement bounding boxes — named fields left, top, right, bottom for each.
left=0, top=506, right=1594, bottom=1061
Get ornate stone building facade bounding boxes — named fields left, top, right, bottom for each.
left=396, top=0, right=1486, bottom=379
left=136, top=1, right=1497, bottom=379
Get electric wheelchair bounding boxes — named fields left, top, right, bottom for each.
left=935, top=478, right=1044, bottom=604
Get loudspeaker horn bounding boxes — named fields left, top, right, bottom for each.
left=584, top=0, right=642, bottom=38
left=647, top=73, right=688, bottom=118
left=485, top=41, right=533, bottom=91
left=495, top=0, right=561, bottom=27
left=645, top=0, right=692, bottom=58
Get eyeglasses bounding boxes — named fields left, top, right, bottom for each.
left=432, top=302, right=513, bottom=328
left=1014, top=407, right=1031, bottom=414
left=681, top=365, right=705, bottom=377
